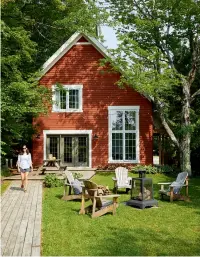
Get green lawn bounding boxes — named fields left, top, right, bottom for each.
left=42, top=172, right=200, bottom=256
left=1, top=168, right=11, bottom=195
left=1, top=181, right=11, bottom=195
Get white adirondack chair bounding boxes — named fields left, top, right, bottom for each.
left=112, top=167, right=132, bottom=193
left=62, top=168, right=83, bottom=201
left=158, top=172, right=189, bottom=202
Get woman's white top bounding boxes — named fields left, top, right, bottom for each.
left=17, top=153, right=32, bottom=169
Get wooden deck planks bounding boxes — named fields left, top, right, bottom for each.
left=1, top=181, right=42, bottom=256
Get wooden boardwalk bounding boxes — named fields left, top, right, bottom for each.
left=1, top=181, right=42, bottom=256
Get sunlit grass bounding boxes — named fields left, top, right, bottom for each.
left=1, top=181, right=11, bottom=195
left=42, top=172, right=200, bottom=256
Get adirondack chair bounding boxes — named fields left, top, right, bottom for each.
left=112, top=167, right=132, bottom=193
left=158, top=172, right=189, bottom=202
left=79, top=180, right=120, bottom=218
left=62, top=168, right=83, bottom=201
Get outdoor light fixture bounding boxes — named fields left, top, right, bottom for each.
left=93, top=134, right=99, bottom=139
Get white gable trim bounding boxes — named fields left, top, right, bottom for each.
left=41, top=32, right=110, bottom=77
left=75, top=42, right=92, bottom=45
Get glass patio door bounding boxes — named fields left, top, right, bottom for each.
left=47, top=135, right=89, bottom=167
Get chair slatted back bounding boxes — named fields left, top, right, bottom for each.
left=64, top=169, right=75, bottom=185
left=115, top=167, right=128, bottom=186
left=170, top=172, right=188, bottom=194
left=176, top=172, right=188, bottom=185
left=83, top=180, right=102, bottom=208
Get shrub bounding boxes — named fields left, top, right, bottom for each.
left=96, top=164, right=135, bottom=171
left=1, top=168, right=11, bottom=177
left=131, top=165, right=179, bottom=174
left=131, top=165, right=158, bottom=174
left=44, top=174, right=64, bottom=188
left=74, top=172, right=83, bottom=179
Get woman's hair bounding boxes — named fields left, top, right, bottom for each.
left=19, top=145, right=30, bottom=155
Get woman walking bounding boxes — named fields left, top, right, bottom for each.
left=17, top=145, right=33, bottom=192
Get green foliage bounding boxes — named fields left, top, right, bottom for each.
left=1, top=168, right=11, bottom=177
left=74, top=172, right=83, bottom=179
left=131, top=164, right=179, bottom=174
left=44, top=174, right=64, bottom=188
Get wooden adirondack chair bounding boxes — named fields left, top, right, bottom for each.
left=112, top=167, right=132, bottom=193
left=79, top=180, right=120, bottom=218
left=158, top=172, right=189, bottom=202
left=62, top=168, right=83, bottom=201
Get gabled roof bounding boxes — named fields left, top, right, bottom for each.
left=42, top=32, right=110, bottom=76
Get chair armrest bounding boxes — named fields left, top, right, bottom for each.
left=158, top=182, right=172, bottom=185
left=95, top=194, right=120, bottom=198
left=64, top=182, right=72, bottom=186
left=112, top=177, right=117, bottom=181
left=128, top=177, right=132, bottom=183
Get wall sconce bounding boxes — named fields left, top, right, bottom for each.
left=36, top=134, right=40, bottom=139
left=93, top=134, right=99, bottom=140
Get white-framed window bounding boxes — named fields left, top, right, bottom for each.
left=52, top=85, right=83, bottom=112
left=108, top=106, right=140, bottom=163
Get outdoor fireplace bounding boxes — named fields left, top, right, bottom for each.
left=127, top=170, right=158, bottom=209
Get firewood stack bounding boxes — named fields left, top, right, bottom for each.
left=137, top=187, right=151, bottom=200
left=97, top=185, right=111, bottom=195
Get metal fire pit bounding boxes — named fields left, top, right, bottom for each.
left=126, top=170, right=158, bottom=209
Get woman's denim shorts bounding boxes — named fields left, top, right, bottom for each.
left=20, top=168, right=30, bottom=173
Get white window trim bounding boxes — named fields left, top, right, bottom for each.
left=43, top=130, right=92, bottom=168
left=52, top=84, right=83, bottom=113
left=75, top=42, right=92, bottom=45
left=108, top=106, right=140, bottom=164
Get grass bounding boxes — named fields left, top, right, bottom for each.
left=42, top=172, right=200, bottom=256
left=1, top=168, right=11, bottom=195
left=1, top=181, right=11, bottom=195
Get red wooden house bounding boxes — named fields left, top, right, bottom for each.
left=32, top=32, right=153, bottom=168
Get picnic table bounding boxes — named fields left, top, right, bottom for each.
left=36, top=159, right=65, bottom=175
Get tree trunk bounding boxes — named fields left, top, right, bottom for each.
left=179, top=134, right=191, bottom=175
left=180, top=81, right=192, bottom=176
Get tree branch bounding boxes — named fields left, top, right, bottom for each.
left=155, top=100, right=180, bottom=148
left=191, top=88, right=200, bottom=103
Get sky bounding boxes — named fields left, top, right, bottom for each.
left=100, top=25, right=118, bottom=49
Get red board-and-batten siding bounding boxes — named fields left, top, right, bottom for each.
left=32, top=37, right=153, bottom=167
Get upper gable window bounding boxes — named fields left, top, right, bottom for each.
left=52, top=85, right=83, bottom=112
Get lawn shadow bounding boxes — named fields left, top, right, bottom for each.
left=55, top=194, right=64, bottom=199
left=86, top=227, right=200, bottom=256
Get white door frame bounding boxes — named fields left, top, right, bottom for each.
left=43, top=130, right=92, bottom=168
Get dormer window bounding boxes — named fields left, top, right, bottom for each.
left=52, top=85, right=83, bottom=112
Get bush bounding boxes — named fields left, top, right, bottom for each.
left=1, top=168, right=11, bottom=177
left=74, top=172, right=83, bottom=179
left=44, top=174, right=64, bottom=188
left=97, top=164, right=134, bottom=171
left=131, top=165, right=158, bottom=174
left=131, top=165, right=179, bottom=174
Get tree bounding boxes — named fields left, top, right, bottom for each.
left=103, top=0, right=200, bottom=175
left=1, top=0, right=106, bottom=157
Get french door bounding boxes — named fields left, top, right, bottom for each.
left=46, top=135, right=89, bottom=167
